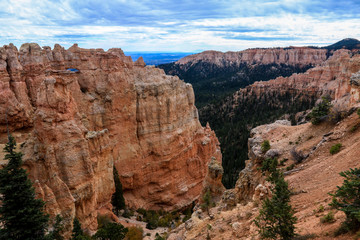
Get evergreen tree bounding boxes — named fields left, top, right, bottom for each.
left=93, top=222, right=128, bottom=240
left=254, top=158, right=297, bottom=240
left=71, top=218, right=91, bottom=240
left=45, top=215, right=64, bottom=240
left=0, top=134, right=49, bottom=240
left=112, top=167, right=125, bottom=215
left=330, top=168, right=360, bottom=232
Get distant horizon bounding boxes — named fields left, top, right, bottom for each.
left=1, top=0, right=359, bottom=52
left=3, top=38, right=357, bottom=54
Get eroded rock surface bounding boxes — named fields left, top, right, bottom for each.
left=0, top=43, right=221, bottom=236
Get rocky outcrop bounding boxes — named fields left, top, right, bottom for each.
left=0, top=43, right=221, bottom=236
left=177, top=47, right=328, bottom=67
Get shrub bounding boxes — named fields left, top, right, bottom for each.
left=125, top=227, right=143, bottom=240
left=350, top=125, right=358, bottom=133
left=320, top=211, right=335, bottom=223
left=290, top=147, right=305, bottom=164
left=261, top=140, right=271, bottom=153
left=329, top=143, right=342, bottom=155
left=201, top=189, right=214, bottom=213
left=330, top=168, right=360, bottom=233
left=279, top=158, right=288, bottom=166
left=260, top=158, right=278, bottom=174
left=155, top=233, right=165, bottom=240
left=308, top=96, right=332, bottom=125
left=317, top=205, right=325, bottom=213
left=286, top=164, right=296, bottom=171
left=357, top=108, right=360, bottom=118
left=93, top=222, right=128, bottom=240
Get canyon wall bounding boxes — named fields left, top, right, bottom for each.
left=231, top=49, right=360, bottom=110
left=177, top=47, right=328, bottom=67
left=0, top=43, right=221, bottom=236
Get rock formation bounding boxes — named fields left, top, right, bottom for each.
left=0, top=43, right=221, bottom=237
left=177, top=47, right=328, bottom=67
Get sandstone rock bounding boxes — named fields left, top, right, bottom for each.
left=177, top=47, right=328, bottom=67
left=0, top=43, right=221, bottom=236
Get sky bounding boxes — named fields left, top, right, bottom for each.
left=0, top=0, right=359, bottom=52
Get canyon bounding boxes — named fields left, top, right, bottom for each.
left=168, top=49, right=360, bottom=240
left=0, top=43, right=221, bottom=237
left=160, top=39, right=360, bottom=188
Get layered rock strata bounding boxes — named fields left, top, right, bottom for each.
left=177, top=47, right=328, bottom=67
left=0, top=43, right=221, bottom=236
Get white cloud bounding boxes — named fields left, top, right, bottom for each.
left=0, top=0, right=359, bottom=51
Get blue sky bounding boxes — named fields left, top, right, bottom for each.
left=0, top=0, right=359, bottom=52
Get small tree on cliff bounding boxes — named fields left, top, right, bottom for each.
left=330, top=168, right=360, bottom=233
left=112, top=166, right=126, bottom=215
left=0, top=134, right=49, bottom=239
left=254, top=158, right=297, bottom=240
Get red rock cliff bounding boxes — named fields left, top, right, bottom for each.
left=0, top=43, right=221, bottom=236
left=177, top=47, right=328, bottom=67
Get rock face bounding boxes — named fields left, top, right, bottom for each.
left=177, top=47, right=328, bottom=67
left=0, top=43, right=221, bottom=236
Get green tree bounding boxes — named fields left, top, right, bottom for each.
left=261, top=140, right=271, bottom=153
left=330, top=168, right=360, bottom=233
left=254, top=159, right=297, bottom=240
left=308, top=96, right=332, bottom=125
left=71, top=218, right=90, bottom=240
left=92, top=222, right=128, bottom=240
left=112, top=167, right=125, bottom=215
left=45, top=215, right=64, bottom=240
left=0, top=134, right=49, bottom=240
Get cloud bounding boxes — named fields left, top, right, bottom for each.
left=0, top=0, right=359, bottom=51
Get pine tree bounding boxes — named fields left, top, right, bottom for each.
left=330, top=168, right=360, bottom=233
left=0, top=134, right=49, bottom=240
left=112, top=167, right=125, bottom=215
left=45, top=215, right=64, bottom=240
left=254, top=158, right=297, bottom=240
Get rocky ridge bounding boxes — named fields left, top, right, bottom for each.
left=0, top=43, right=221, bottom=236
left=177, top=47, right=328, bottom=67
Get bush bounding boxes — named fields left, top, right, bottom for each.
left=330, top=168, right=360, bottom=233
left=286, top=164, right=296, bottom=171
left=261, top=140, right=271, bottom=153
left=308, top=96, right=332, bottom=125
left=357, top=108, right=360, bottom=118
left=125, top=227, right=143, bottom=240
left=93, top=222, right=128, bottom=240
left=201, top=189, right=214, bottom=213
left=155, top=233, right=165, bottom=240
left=290, top=147, right=305, bottom=164
left=320, top=211, right=335, bottom=223
left=260, top=158, right=278, bottom=174
left=329, top=143, right=342, bottom=155
left=350, top=124, right=359, bottom=133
